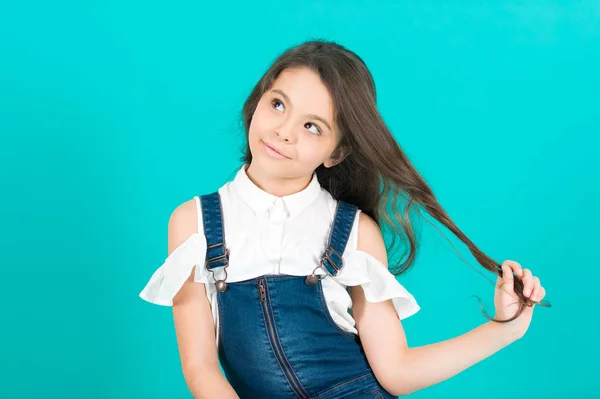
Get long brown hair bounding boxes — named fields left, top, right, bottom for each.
left=236, top=38, right=550, bottom=322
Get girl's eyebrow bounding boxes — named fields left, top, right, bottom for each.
left=271, top=88, right=332, bottom=131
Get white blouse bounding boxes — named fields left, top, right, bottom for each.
left=139, top=164, right=420, bottom=349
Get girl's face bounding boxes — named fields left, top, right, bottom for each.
left=248, top=67, right=341, bottom=179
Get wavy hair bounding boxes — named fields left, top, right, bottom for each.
left=236, top=39, right=550, bottom=322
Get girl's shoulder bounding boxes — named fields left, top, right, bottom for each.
left=139, top=197, right=207, bottom=306
left=168, top=198, right=200, bottom=242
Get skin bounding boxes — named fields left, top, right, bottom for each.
left=168, top=66, right=547, bottom=397
left=245, top=67, right=347, bottom=196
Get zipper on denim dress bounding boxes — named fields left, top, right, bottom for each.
left=258, top=279, right=308, bottom=398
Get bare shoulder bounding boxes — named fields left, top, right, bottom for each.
left=168, top=198, right=198, bottom=255
left=356, top=211, right=387, bottom=267
left=350, top=210, right=390, bottom=312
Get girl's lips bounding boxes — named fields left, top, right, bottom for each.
left=262, top=140, right=289, bottom=159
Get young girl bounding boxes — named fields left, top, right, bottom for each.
left=139, top=39, right=549, bottom=398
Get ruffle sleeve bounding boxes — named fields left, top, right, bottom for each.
left=139, top=233, right=212, bottom=306
left=334, top=248, right=421, bottom=320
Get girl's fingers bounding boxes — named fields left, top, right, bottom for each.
left=528, top=276, right=541, bottom=301
left=500, top=262, right=514, bottom=292
left=500, top=261, right=547, bottom=305
left=505, top=260, right=523, bottom=277
left=522, top=268, right=533, bottom=297
left=533, top=285, right=546, bottom=302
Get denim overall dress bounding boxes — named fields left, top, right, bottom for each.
left=200, top=192, right=397, bottom=399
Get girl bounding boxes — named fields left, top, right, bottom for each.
left=139, top=39, right=549, bottom=398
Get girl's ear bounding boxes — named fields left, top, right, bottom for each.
left=324, top=145, right=351, bottom=168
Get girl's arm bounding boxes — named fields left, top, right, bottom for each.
left=169, top=200, right=240, bottom=399
left=351, top=212, right=522, bottom=396
left=391, top=320, right=518, bottom=395
left=172, top=270, right=239, bottom=399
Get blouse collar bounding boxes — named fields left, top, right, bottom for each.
left=232, top=164, right=322, bottom=218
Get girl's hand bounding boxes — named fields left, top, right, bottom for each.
left=494, top=260, right=546, bottom=339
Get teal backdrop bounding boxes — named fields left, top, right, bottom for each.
left=1, top=1, right=597, bottom=398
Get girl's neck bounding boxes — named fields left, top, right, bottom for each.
left=244, top=162, right=313, bottom=198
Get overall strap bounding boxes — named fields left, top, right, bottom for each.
left=199, top=192, right=230, bottom=271
left=319, top=200, right=358, bottom=277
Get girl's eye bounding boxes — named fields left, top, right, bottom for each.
left=270, top=98, right=322, bottom=135
left=271, top=98, right=284, bottom=112
left=304, top=122, right=321, bottom=135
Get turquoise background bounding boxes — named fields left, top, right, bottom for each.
left=1, top=1, right=597, bottom=398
